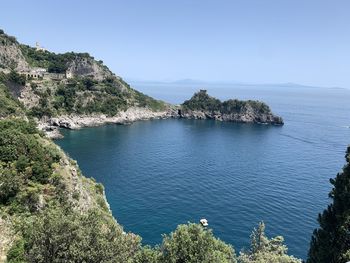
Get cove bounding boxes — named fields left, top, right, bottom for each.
left=56, top=84, right=350, bottom=259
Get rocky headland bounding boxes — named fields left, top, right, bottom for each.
left=179, top=90, right=283, bottom=125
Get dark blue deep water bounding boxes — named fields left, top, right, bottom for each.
left=56, top=83, right=350, bottom=259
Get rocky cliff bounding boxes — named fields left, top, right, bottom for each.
left=0, top=31, right=29, bottom=71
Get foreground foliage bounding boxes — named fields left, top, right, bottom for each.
left=158, top=223, right=237, bottom=263
left=0, top=119, right=140, bottom=262
left=238, top=222, right=301, bottom=263
left=7, top=207, right=140, bottom=263
left=0, top=119, right=60, bottom=212
left=307, top=146, right=350, bottom=263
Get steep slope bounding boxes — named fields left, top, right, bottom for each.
left=0, top=119, right=140, bottom=262
left=0, top=30, right=29, bottom=71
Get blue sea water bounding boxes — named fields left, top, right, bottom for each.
left=56, top=82, right=350, bottom=259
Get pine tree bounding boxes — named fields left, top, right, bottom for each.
left=308, top=146, right=350, bottom=263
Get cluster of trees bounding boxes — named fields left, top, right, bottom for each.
left=0, top=70, right=26, bottom=86
left=7, top=207, right=140, bottom=263
left=182, top=90, right=221, bottom=112
left=7, top=215, right=300, bottom=263
left=0, top=120, right=61, bottom=213
left=0, top=81, right=24, bottom=117
left=0, top=30, right=17, bottom=45
left=19, top=44, right=92, bottom=74
left=27, top=76, right=166, bottom=118
left=182, top=90, right=271, bottom=114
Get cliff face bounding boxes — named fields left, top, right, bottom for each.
left=179, top=90, right=284, bottom=125
left=65, top=56, right=114, bottom=81
left=0, top=32, right=29, bottom=71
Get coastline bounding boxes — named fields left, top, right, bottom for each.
left=38, top=106, right=284, bottom=139
left=38, top=107, right=178, bottom=139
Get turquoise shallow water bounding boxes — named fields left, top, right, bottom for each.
left=56, top=83, right=350, bottom=259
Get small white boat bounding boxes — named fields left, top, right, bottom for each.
left=200, top=218, right=208, bottom=227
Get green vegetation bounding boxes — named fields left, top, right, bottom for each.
left=238, top=222, right=301, bottom=263
left=26, top=76, right=166, bottom=118
left=0, top=82, right=24, bottom=117
left=0, top=119, right=140, bottom=262
left=7, top=207, right=140, bottom=263
left=158, top=223, right=236, bottom=263
left=307, top=146, right=350, bottom=263
left=134, top=90, right=167, bottom=112
left=0, top=72, right=26, bottom=117
left=182, top=90, right=271, bottom=114
left=182, top=90, right=221, bottom=112
left=1, top=30, right=167, bottom=119
left=20, top=44, right=90, bottom=73
left=0, top=119, right=60, bottom=212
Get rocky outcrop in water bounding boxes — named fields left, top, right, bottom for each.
left=178, top=90, right=284, bottom=125
left=178, top=108, right=283, bottom=125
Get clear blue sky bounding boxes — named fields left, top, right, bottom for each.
left=1, top=0, right=349, bottom=87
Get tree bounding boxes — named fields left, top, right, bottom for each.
left=238, top=222, right=301, bottom=263
left=159, top=223, right=237, bottom=263
left=307, top=146, right=350, bottom=263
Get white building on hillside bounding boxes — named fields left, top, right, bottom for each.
left=35, top=42, right=46, bottom=52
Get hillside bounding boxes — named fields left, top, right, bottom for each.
left=0, top=30, right=169, bottom=129
left=1, top=30, right=284, bottom=138
left=180, top=90, right=284, bottom=125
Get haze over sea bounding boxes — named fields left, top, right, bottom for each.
left=56, top=82, right=350, bottom=259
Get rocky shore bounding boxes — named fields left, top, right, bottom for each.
left=38, top=107, right=178, bottom=139
left=178, top=109, right=284, bottom=125
left=39, top=105, right=283, bottom=139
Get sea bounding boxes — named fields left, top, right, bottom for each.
left=56, top=81, right=350, bottom=259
